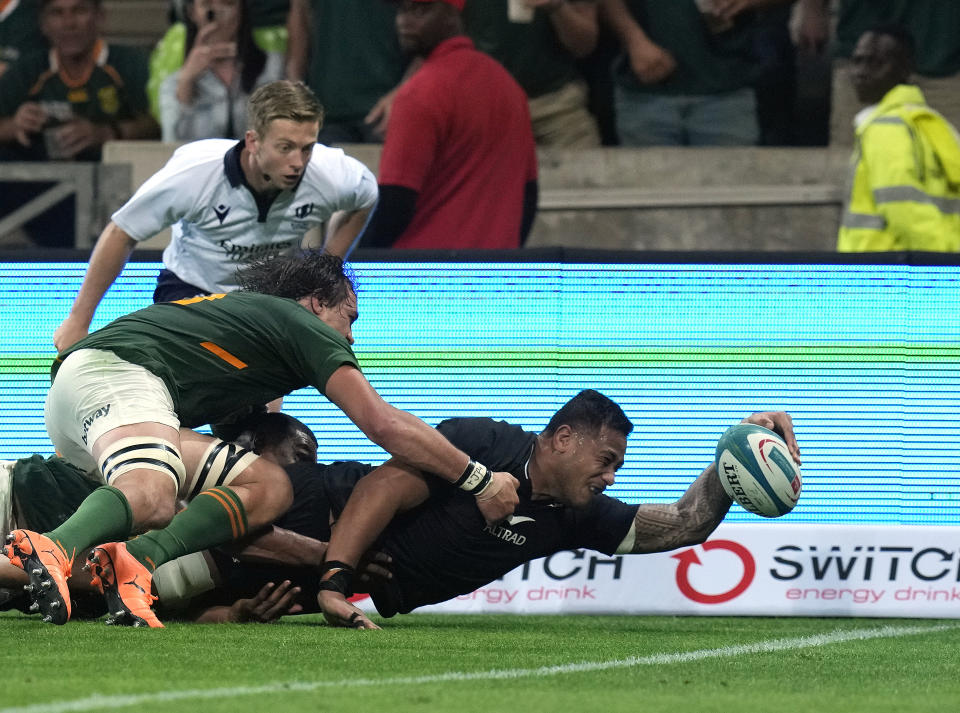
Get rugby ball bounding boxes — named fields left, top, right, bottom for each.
left=714, top=424, right=801, bottom=518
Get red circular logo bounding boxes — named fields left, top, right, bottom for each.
left=671, top=539, right=756, bottom=604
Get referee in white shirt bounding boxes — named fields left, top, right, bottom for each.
left=54, top=80, right=378, bottom=352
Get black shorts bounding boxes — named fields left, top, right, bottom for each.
left=152, top=269, right=209, bottom=303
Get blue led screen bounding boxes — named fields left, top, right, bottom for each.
left=1, top=260, right=958, bottom=525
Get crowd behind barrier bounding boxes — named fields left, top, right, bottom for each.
left=2, top=143, right=850, bottom=251
left=2, top=1, right=958, bottom=254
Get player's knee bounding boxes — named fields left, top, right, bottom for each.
left=113, top=476, right=178, bottom=532
left=136, top=498, right=177, bottom=532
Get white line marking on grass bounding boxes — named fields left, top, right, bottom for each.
left=3, top=623, right=955, bottom=713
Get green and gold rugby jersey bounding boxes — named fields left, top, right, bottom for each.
left=53, top=292, right=358, bottom=429
left=0, top=40, right=149, bottom=159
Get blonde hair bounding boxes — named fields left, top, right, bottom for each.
left=247, top=80, right=324, bottom=137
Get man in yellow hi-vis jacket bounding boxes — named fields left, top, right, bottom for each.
left=838, top=25, right=960, bottom=252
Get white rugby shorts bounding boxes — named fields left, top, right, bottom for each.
left=44, top=349, right=181, bottom=472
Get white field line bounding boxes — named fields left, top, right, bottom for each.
left=2, top=623, right=955, bottom=713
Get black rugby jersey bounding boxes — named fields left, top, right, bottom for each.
left=280, top=418, right=638, bottom=617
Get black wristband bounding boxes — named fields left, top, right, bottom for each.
left=318, top=560, right=355, bottom=598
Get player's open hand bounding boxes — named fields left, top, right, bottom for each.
left=742, top=411, right=801, bottom=465
left=475, top=470, right=520, bottom=525
left=317, top=590, right=380, bottom=629
left=230, top=580, right=303, bottom=623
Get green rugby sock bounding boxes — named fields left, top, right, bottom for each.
left=125, top=486, right=249, bottom=572
left=44, top=485, right=134, bottom=561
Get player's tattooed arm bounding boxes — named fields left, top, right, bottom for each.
left=616, top=463, right=733, bottom=555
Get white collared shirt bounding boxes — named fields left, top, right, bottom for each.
left=112, top=138, right=377, bottom=293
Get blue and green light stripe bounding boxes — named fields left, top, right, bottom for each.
left=2, top=260, right=958, bottom=526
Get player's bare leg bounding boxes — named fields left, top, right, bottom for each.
left=84, top=429, right=293, bottom=627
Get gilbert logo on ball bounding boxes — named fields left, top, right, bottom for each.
left=714, top=424, right=801, bottom=517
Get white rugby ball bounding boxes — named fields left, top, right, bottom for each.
left=714, top=423, right=801, bottom=518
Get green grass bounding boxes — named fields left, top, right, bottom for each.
left=1, top=612, right=958, bottom=713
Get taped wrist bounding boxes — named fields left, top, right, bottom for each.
left=318, top=560, right=355, bottom=598
left=454, top=460, right=492, bottom=497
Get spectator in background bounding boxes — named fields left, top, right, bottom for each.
left=0, top=0, right=158, bottom=248
left=600, top=0, right=792, bottom=146
left=285, top=0, right=406, bottom=144
left=795, top=0, right=960, bottom=149
left=159, top=0, right=284, bottom=141
left=147, top=0, right=290, bottom=123
left=358, top=0, right=538, bottom=251
left=464, top=0, right=601, bottom=147
left=0, top=0, right=46, bottom=79
left=836, top=26, right=960, bottom=253
left=0, top=0, right=158, bottom=161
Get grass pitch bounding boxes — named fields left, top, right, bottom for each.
left=0, top=612, right=957, bottom=713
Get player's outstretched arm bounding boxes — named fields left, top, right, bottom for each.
left=317, top=459, right=428, bottom=628
left=618, top=411, right=800, bottom=555
left=324, top=366, right=519, bottom=522
left=53, top=221, right=137, bottom=351
left=618, top=462, right=732, bottom=555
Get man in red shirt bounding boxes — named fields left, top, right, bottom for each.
left=358, top=0, right=539, bottom=250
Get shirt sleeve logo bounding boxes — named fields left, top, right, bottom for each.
left=213, top=204, right=231, bottom=225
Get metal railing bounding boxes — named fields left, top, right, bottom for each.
left=0, top=162, right=131, bottom=249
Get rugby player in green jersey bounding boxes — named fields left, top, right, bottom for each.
left=3, top=252, right=519, bottom=628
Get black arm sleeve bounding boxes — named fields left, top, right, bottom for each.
left=520, top=179, right=538, bottom=246
left=355, top=184, right=419, bottom=249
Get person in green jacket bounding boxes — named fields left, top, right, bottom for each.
left=837, top=25, right=960, bottom=253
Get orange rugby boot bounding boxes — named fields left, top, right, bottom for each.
left=85, top=542, right=163, bottom=628
left=3, top=529, right=73, bottom=624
